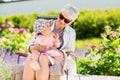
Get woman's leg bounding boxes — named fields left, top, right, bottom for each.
left=36, top=55, right=51, bottom=80
left=22, top=55, right=35, bottom=80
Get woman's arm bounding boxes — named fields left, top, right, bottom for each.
left=28, top=35, right=46, bottom=53
left=29, top=44, right=46, bottom=53
left=60, top=27, right=76, bottom=57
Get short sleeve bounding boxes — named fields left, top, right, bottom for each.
left=35, top=35, right=47, bottom=46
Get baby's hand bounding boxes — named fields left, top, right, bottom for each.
left=53, top=33, right=60, bottom=48
left=53, top=56, right=63, bottom=64
left=54, top=33, right=59, bottom=39
left=66, top=51, right=75, bottom=56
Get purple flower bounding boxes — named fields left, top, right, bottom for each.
left=18, top=56, right=26, bottom=64
left=75, top=48, right=90, bottom=57
left=2, top=51, right=18, bottom=63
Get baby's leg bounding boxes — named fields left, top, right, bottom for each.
left=30, top=50, right=41, bottom=70
left=31, top=50, right=40, bottom=60
left=22, top=55, right=35, bottom=80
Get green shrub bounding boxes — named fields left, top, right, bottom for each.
left=95, top=26, right=120, bottom=76
left=0, top=27, right=33, bottom=54
left=5, top=13, right=39, bottom=32
left=1, top=9, right=120, bottom=39
left=77, top=26, right=120, bottom=76
left=0, top=16, right=5, bottom=25
left=74, top=8, right=120, bottom=39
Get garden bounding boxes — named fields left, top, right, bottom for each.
left=0, top=8, right=120, bottom=79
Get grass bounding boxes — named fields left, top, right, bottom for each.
left=75, top=38, right=101, bottom=49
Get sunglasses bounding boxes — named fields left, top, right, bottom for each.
left=59, top=13, right=72, bottom=23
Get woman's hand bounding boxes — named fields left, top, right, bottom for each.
left=66, top=51, right=75, bottom=56
left=54, top=33, right=59, bottom=40
left=53, top=56, right=63, bottom=64
left=30, top=44, right=46, bottom=52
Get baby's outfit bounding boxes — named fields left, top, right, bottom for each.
left=36, top=35, right=61, bottom=56
left=30, top=35, right=61, bottom=70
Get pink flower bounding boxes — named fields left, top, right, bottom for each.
left=5, top=24, right=10, bottom=28
left=1, top=24, right=6, bottom=28
left=109, top=31, right=117, bottom=37
left=104, top=25, right=110, bottom=30
left=1, top=22, right=14, bottom=28
left=98, top=46, right=104, bottom=50
left=1, top=24, right=10, bottom=28
left=115, top=48, right=120, bottom=53
left=10, top=28, right=27, bottom=34
left=19, top=28, right=25, bottom=34
left=7, top=22, right=14, bottom=27
left=10, top=28, right=19, bottom=33
left=0, top=28, right=2, bottom=31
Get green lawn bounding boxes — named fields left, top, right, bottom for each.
left=75, top=38, right=101, bottom=48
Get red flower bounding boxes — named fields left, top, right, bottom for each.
left=90, top=44, right=96, bottom=48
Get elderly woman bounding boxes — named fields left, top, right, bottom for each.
left=22, top=4, right=79, bottom=80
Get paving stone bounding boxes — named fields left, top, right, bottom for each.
left=59, top=74, right=120, bottom=80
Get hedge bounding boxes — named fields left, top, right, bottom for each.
left=0, top=9, right=120, bottom=39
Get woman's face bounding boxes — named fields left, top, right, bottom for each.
left=56, top=12, right=72, bottom=29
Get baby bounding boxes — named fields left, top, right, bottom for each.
left=30, top=19, right=62, bottom=70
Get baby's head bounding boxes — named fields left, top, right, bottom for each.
left=33, top=19, right=54, bottom=35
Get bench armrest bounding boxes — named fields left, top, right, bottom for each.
left=16, top=51, right=28, bottom=57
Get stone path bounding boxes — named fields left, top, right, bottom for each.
left=60, top=74, right=120, bottom=80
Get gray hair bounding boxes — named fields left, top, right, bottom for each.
left=61, top=4, right=79, bottom=21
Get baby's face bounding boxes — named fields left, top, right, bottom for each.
left=45, top=21, right=53, bottom=28
left=41, top=21, right=53, bottom=35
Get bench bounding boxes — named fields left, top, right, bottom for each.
left=10, top=16, right=79, bottom=80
